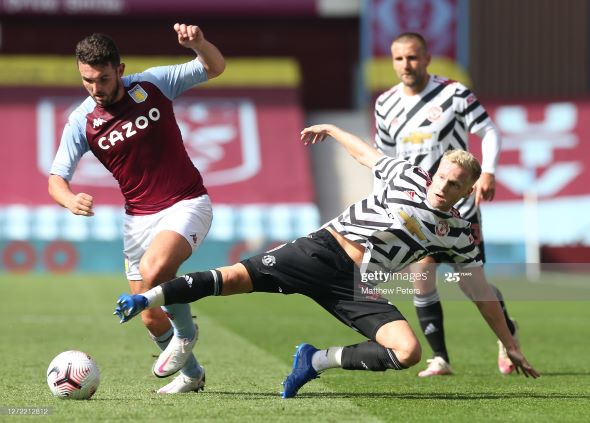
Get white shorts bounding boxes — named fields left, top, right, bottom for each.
left=123, top=195, right=213, bottom=280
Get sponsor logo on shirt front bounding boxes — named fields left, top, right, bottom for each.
left=401, top=131, right=432, bottom=145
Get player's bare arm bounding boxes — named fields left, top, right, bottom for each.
left=475, top=172, right=496, bottom=206
left=174, top=23, right=225, bottom=79
left=458, top=266, right=539, bottom=378
left=301, top=124, right=384, bottom=169
left=48, top=174, right=94, bottom=216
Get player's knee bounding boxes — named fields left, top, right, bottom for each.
left=218, top=263, right=253, bottom=295
left=139, top=257, right=174, bottom=287
left=394, top=339, right=422, bottom=367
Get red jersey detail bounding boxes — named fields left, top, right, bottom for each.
left=85, top=82, right=207, bottom=215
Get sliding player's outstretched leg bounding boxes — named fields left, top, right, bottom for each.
left=282, top=320, right=421, bottom=398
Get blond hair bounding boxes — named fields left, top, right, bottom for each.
left=442, top=150, right=481, bottom=183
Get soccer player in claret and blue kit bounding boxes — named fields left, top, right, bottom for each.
left=48, top=23, right=225, bottom=394
left=114, top=124, right=540, bottom=399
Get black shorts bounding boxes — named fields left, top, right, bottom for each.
left=240, top=229, right=405, bottom=341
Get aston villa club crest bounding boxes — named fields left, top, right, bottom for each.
left=128, top=85, right=148, bottom=103
left=435, top=220, right=449, bottom=236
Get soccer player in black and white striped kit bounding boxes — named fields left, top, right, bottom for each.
left=114, top=124, right=539, bottom=398
left=374, top=32, right=518, bottom=377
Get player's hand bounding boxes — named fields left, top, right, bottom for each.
left=66, top=193, right=94, bottom=216
left=506, top=348, right=540, bottom=378
left=475, top=172, right=496, bottom=206
left=174, top=23, right=205, bottom=49
left=113, top=294, right=148, bottom=323
left=301, top=125, right=333, bottom=145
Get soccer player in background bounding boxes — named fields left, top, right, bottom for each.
left=114, top=124, right=539, bottom=399
left=374, top=32, right=517, bottom=377
left=48, top=23, right=225, bottom=393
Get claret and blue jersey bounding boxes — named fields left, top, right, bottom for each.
left=50, top=60, right=209, bottom=215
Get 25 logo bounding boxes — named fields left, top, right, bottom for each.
left=444, top=272, right=461, bottom=283
left=444, top=272, right=472, bottom=283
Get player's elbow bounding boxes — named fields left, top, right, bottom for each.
left=206, top=60, right=226, bottom=79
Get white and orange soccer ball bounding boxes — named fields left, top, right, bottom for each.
left=46, top=351, right=100, bottom=400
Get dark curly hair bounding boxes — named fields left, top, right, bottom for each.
left=75, top=33, right=120, bottom=66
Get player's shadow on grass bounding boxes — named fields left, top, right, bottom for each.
left=209, top=391, right=590, bottom=400
left=292, top=392, right=590, bottom=400
left=537, top=371, right=590, bottom=376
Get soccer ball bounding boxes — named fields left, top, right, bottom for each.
left=46, top=350, right=100, bottom=400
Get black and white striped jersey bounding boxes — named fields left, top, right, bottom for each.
left=326, top=157, right=483, bottom=275
left=374, top=75, right=492, bottom=219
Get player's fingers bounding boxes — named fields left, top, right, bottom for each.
left=79, top=198, right=93, bottom=208
left=188, top=26, right=201, bottom=40
left=185, top=25, right=195, bottom=39
left=525, top=365, right=540, bottom=378
left=176, top=23, right=188, bottom=39
left=301, top=132, right=312, bottom=145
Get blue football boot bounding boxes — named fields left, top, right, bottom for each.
left=281, top=343, right=319, bottom=398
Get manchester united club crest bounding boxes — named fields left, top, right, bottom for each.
left=435, top=220, right=449, bottom=237
left=262, top=255, right=276, bottom=267
left=427, top=106, right=442, bottom=121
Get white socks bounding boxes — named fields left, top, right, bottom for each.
left=312, top=347, right=343, bottom=372
left=143, top=285, right=164, bottom=308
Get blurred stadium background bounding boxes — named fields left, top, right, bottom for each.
left=0, top=0, right=589, bottom=275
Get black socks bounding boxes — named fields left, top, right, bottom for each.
left=341, top=340, right=406, bottom=371
left=161, top=270, right=223, bottom=305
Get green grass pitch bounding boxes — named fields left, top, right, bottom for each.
left=0, top=273, right=589, bottom=422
